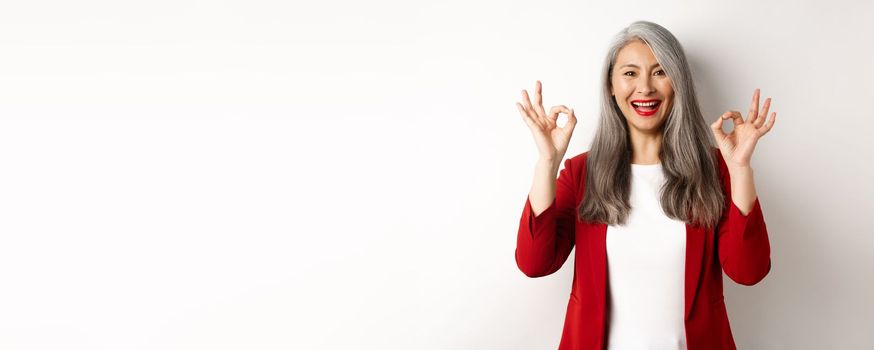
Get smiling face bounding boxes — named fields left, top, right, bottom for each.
left=610, top=39, right=674, bottom=135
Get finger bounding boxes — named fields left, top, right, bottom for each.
left=521, top=90, right=544, bottom=123
left=711, top=112, right=729, bottom=139
left=517, top=102, right=534, bottom=125
left=553, top=106, right=575, bottom=136
left=760, top=112, right=776, bottom=135
left=755, top=97, right=771, bottom=128
left=548, top=105, right=568, bottom=119
left=725, top=110, right=744, bottom=128
left=523, top=88, right=545, bottom=119
left=547, top=105, right=569, bottom=127
left=747, top=88, right=760, bottom=124
left=534, top=80, right=547, bottom=118
left=521, top=89, right=533, bottom=111
left=517, top=101, right=543, bottom=129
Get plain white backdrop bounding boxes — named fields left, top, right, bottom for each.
left=1, top=0, right=872, bottom=349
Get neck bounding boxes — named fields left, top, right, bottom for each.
left=628, top=128, right=663, bottom=164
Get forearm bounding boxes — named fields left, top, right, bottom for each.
left=728, top=165, right=758, bottom=216
left=529, top=158, right=561, bottom=216
left=719, top=164, right=771, bottom=285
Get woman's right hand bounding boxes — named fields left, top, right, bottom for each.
left=515, top=80, right=577, bottom=161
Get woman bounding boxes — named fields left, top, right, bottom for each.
left=514, top=21, right=775, bottom=349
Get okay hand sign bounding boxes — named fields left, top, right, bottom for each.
left=516, top=80, right=577, bottom=161
left=711, top=89, right=777, bottom=169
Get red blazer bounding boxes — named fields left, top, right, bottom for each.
left=515, top=148, right=771, bottom=350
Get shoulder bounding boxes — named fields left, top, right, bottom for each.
left=568, top=151, right=589, bottom=164
left=561, top=151, right=590, bottom=180
left=565, top=151, right=589, bottom=169
left=561, top=152, right=589, bottom=195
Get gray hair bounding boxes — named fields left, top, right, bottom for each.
left=578, top=20, right=725, bottom=230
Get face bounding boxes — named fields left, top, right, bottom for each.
left=610, top=40, right=674, bottom=135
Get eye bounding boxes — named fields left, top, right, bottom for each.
left=623, top=71, right=635, bottom=76
left=654, top=70, right=665, bottom=76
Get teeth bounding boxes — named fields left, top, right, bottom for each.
left=632, top=101, right=659, bottom=107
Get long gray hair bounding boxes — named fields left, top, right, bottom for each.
left=578, top=20, right=724, bottom=230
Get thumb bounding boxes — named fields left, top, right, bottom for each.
left=565, top=108, right=577, bottom=132
left=711, top=112, right=728, bottom=139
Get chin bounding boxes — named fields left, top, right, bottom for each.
left=625, top=115, right=667, bottom=132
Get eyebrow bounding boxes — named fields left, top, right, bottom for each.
left=618, top=63, right=662, bottom=69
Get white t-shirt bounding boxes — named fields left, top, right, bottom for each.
left=605, top=163, right=688, bottom=350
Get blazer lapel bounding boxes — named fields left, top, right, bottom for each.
left=684, top=224, right=706, bottom=320
left=590, top=222, right=608, bottom=342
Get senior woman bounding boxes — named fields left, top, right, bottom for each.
left=514, top=21, right=775, bottom=349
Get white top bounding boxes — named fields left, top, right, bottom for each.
left=605, top=163, right=688, bottom=350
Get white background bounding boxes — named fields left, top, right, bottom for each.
left=1, top=0, right=872, bottom=349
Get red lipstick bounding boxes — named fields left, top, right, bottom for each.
left=631, top=99, right=661, bottom=117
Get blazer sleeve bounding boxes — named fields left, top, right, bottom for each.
left=716, top=154, right=772, bottom=286
left=515, top=157, right=578, bottom=278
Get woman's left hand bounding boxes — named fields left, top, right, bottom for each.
left=711, top=88, right=777, bottom=169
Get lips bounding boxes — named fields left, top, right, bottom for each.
left=630, top=99, right=661, bottom=117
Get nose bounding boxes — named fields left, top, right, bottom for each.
left=636, top=75, right=656, bottom=95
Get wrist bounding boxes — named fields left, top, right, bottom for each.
left=727, top=164, right=754, bottom=174
left=536, top=157, right=561, bottom=171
